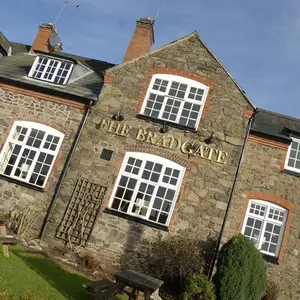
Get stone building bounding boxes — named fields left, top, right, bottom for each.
left=0, top=23, right=113, bottom=237
left=49, top=17, right=254, bottom=269
left=1, top=17, right=299, bottom=299
left=223, top=108, right=300, bottom=299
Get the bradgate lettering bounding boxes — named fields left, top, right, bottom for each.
left=98, top=119, right=228, bottom=164
left=100, top=119, right=131, bottom=137
left=135, top=128, right=181, bottom=150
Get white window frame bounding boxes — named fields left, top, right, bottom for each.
left=108, top=152, right=185, bottom=226
left=28, top=56, right=73, bottom=85
left=284, top=137, right=300, bottom=173
left=0, top=121, right=64, bottom=188
left=241, top=199, right=287, bottom=257
left=140, top=74, right=209, bottom=130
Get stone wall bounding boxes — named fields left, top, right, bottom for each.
left=51, top=33, right=252, bottom=266
left=0, top=86, right=84, bottom=238
left=224, top=137, right=300, bottom=299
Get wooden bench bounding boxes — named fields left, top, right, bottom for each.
left=83, top=279, right=114, bottom=294
left=0, top=221, right=17, bottom=257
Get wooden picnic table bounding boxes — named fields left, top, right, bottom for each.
left=83, top=270, right=164, bottom=300
left=0, top=221, right=17, bottom=257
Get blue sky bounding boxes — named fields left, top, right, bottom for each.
left=1, top=0, right=300, bottom=117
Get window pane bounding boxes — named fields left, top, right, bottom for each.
left=188, top=87, right=204, bottom=101
left=288, top=158, right=295, bottom=167
left=243, top=216, right=262, bottom=246
left=162, top=98, right=182, bottom=122
left=290, top=150, right=297, bottom=158
left=36, top=175, right=46, bottom=187
left=152, top=78, right=168, bottom=92
left=131, top=182, right=154, bottom=217
left=149, top=210, right=159, bottom=222
left=291, top=141, right=298, bottom=150
left=158, top=213, right=168, bottom=224
left=54, top=62, right=72, bottom=85
left=179, top=102, right=201, bottom=128
left=144, top=93, right=164, bottom=119
left=168, top=81, right=187, bottom=99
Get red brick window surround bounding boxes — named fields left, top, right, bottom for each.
left=107, top=152, right=185, bottom=227
left=137, top=69, right=215, bottom=131
left=0, top=121, right=64, bottom=189
left=240, top=193, right=295, bottom=263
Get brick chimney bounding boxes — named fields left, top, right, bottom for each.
left=123, top=17, right=155, bottom=62
left=30, top=23, right=62, bottom=53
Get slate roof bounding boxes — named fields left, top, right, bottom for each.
left=0, top=37, right=115, bottom=102
left=251, top=109, right=300, bottom=142
left=0, top=32, right=11, bottom=54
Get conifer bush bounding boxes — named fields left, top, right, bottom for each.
left=214, top=234, right=267, bottom=300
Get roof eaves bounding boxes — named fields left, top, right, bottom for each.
left=193, top=31, right=255, bottom=109
left=257, top=108, right=300, bottom=124
left=34, top=50, right=78, bottom=64
left=0, top=76, right=95, bottom=104
left=250, top=129, right=291, bottom=144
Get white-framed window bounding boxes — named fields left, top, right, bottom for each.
left=242, top=200, right=287, bottom=257
left=28, top=56, right=73, bottom=85
left=140, top=74, right=209, bottom=129
left=109, top=152, right=185, bottom=226
left=284, top=137, right=300, bottom=173
left=0, top=121, right=64, bottom=188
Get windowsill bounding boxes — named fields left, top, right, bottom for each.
left=103, top=208, right=169, bottom=231
left=136, top=114, right=197, bottom=133
left=0, top=174, right=45, bottom=192
left=281, top=169, right=300, bottom=177
left=26, top=76, right=68, bottom=87
left=262, top=253, right=279, bottom=265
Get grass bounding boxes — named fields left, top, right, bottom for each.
left=0, top=246, right=93, bottom=300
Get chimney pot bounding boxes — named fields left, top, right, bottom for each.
left=123, top=17, right=155, bottom=62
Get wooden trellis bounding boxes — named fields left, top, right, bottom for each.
left=56, top=178, right=107, bottom=246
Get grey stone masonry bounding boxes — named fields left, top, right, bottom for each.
left=50, top=33, right=252, bottom=267
left=224, top=139, right=300, bottom=299
left=0, top=86, right=84, bottom=238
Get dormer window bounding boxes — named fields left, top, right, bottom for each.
left=29, top=56, right=73, bottom=85
left=140, top=74, right=209, bottom=130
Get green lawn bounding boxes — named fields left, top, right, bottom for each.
left=0, top=246, right=93, bottom=300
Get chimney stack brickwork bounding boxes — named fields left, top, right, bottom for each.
left=30, top=23, right=62, bottom=54
left=123, top=17, right=155, bottom=62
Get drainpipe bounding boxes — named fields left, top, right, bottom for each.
left=39, top=101, right=92, bottom=240
left=208, top=108, right=257, bottom=279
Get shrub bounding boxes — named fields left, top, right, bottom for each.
left=183, top=274, right=216, bottom=300
left=77, top=250, right=99, bottom=270
left=262, top=281, right=280, bottom=300
left=124, top=236, right=204, bottom=292
left=214, top=234, right=267, bottom=300
left=50, top=242, right=69, bottom=256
